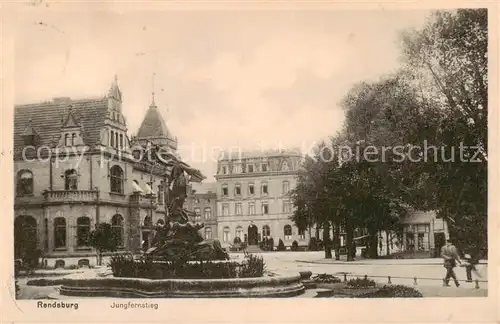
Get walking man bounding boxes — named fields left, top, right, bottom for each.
left=441, top=239, right=462, bottom=287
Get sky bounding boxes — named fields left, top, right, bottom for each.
left=15, top=9, right=432, bottom=181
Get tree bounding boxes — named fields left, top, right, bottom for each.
left=400, top=9, right=488, bottom=258
left=89, top=223, right=121, bottom=266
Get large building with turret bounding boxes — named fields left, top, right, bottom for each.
left=13, top=77, right=178, bottom=267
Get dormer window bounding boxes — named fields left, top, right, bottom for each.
left=22, top=119, right=39, bottom=146
left=247, top=164, right=254, bottom=173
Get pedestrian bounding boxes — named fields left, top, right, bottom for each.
left=461, top=253, right=481, bottom=282
left=441, top=239, right=462, bottom=287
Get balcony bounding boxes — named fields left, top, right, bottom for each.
left=43, top=190, right=98, bottom=204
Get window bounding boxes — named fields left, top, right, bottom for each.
left=235, top=203, right=242, bottom=215
left=54, top=217, right=66, bottom=249
left=282, top=161, right=289, bottom=171
left=76, top=217, right=90, bottom=246
left=223, top=226, right=230, bottom=242
left=115, top=132, right=119, bottom=148
left=284, top=225, right=292, bottom=240
left=204, top=207, right=211, bottom=219
left=233, top=163, right=241, bottom=173
left=261, top=164, right=268, bottom=172
left=298, top=228, right=306, bottom=240
left=119, top=134, right=123, bottom=148
left=111, top=214, right=124, bottom=247
left=235, top=226, right=243, bottom=240
left=194, top=208, right=201, bottom=222
left=262, top=201, right=269, bottom=214
left=110, top=165, right=124, bottom=194
left=235, top=184, right=241, bottom=196
left=222, top=166, right=228, bottom=174
left=64, top=169, right=78, bottom=190
left=72, top=133, right=77, bottom=146
left=205, top=227, right=212, bottom=239
left=17, top=170, right=33, bottom=196
left=247, top=164, right=254, bottom=173
left=222, top=184, right=228, bottom=197
left=261, top=183, right=268, bottom=195
left=65, top=133, right=71, bottom=146
left=222, top=203, right=229, bottom=216
left=262, top=225, right=271, bottom=238
left=283, top=200, right=292, bottom=213
left=248, top=202, right=255, bottom=215
left=248, top=183, right=255, bottom=195
left=282, top=181, right=290, bottom=194
left=110, top=130, right=115, bottom=147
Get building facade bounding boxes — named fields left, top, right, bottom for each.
left=215, top=149, right=311, bottom=248
left=13, top=78, right=178, bottom=266
left=185, top=182, right=218, bottom=240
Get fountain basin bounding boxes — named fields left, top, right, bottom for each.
left=59, top=275, right=305, bottom=298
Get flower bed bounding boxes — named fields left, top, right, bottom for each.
left=109, top=254, right=265, bottom=279
left=357, top=285, right=423, bottom=298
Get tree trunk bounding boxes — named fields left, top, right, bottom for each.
left=332, top=222, right=340, bottom=260
left=367, top=227, right=378, bottom=258
left=315, top=226, right=320, bottom=240
left=346, top=219, right=354, bottom=261
left=386, top=230, right=390, bottom=256
left=323, top=221, right=332, bottom=259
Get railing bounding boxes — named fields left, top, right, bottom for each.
left=43, top=190, right=98, bottom=203
left=314, top=272, right=488, bottom=289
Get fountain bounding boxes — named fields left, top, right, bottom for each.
left=56, top=146, right=305, bottom=298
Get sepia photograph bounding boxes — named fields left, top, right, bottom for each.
left=3, top=2, right=495, bottom=320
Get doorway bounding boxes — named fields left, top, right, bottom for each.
left=248, top=225, right=258, bottom=245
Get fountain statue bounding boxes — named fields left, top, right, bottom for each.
left=143, top=145, right=229, bottom=263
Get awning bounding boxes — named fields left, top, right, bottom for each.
left=353, top=235, right=369, bottom=241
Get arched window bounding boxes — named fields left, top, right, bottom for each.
left=223, top=226, right=230, bottom=242
left=111, top=214, right=124, bottom=247
left=76, top=217, right=90, bottom=246
left=205, top=227, right=212, bottom=239
left=54, top=217, right=67, bottom=249
left=17, top=170, right=33, bottom=196
left=284, top=225, right=292, bottom=240
left=110, top=165, right=124, bottom=194
left=72, top=133, right=77, bottom=146
left=262, top=225, right=271, bottom=238
left=64, top=169, right=78, bottom=190
left=14, top=215, right=37, bottom=258
left=235, top=226, right=243, bottom=240
left=110, top=130, right=115, bottom=147
left=65, top=133, right=71, bottom=146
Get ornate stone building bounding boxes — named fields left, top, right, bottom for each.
left=214, top=149, right=311, bottom=248
left=13, top=77, right=177, bottom=267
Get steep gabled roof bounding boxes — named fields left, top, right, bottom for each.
left=14, top=97, right=109, bottom=159
left=136, top=104, right=175, bottom=140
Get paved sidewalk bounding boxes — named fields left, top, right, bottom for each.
left=296, top=258, right=488, bottom=266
